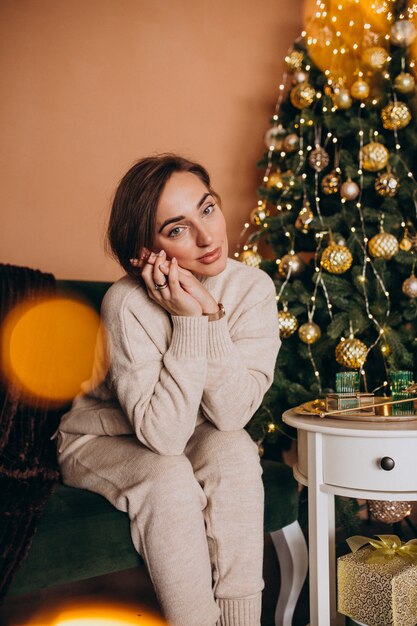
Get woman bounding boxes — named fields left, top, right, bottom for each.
left=57, top=154, right=281, bottom=626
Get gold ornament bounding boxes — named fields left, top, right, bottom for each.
left=360, top=142, right=389, bottom=172
left=368, top=231, right=399, bottom=260
left=402, top=274, right=417, bottom=298
left=282, top=133, right=299, bottom=153
left=285, top=49, right=304, bottom=72
left=264, top=124, right=286, bottom=150
left=250, top=204, right=270, bottom=226
left=368, top=500, right=412, bottom=524
left=308, top=146, right=329, bottom=172
left=290, top=83, right=316, bottom=109
left=295, top=202, right=314, bottom=233
left=381, top=101, right=411, bottom=130
left=350, top=79, right=370, bottom=100
left=335, top=336, right=367, bottom=369
left=390, top=20, right=417, bottom=47
left=341, top=179, right=360, bottom=201
left=321, top=170, right=341, bottom=195
left=257, top=442, right=265, bottom=457
left=333, top=88, right=352, bottom=110
left=394, top=72, right=416, bottom=94
left=267, top=170, right=286, bottom=190
left=298, top=321, right=321, bottom=344
left=278, top=253, right=305, bottom=278
left=320, top=242, right=353, bottom=274
left=375, top=171, right=400, bottom=197
left=239, top=249, right=262, bottom=268
left=278, top=309, right=298, bottom=339
left=362, top=46, right=389, bottom=70
left=399, top=231, right=413, bottom=251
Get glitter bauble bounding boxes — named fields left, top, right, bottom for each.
left=335, top=337, right=367, bottom=369
left=239, top=249, right=262, bottom=268
left=333, top=88, right=352, bottom=110
left=368, top=500, right=412, bottom=523
left=264, top=124, right=286, bottom=150
left=308, top=146, right=329, bottom=172
left=390, top=20, right=417, bottom=47
left=295, top=203, right=314, bottom=233
left=360, top=142, right=389, bottom=172
left=298, top=321, right=321, bottom=344
left=267, top=171, right=286, bottom=190
left=350, top=79, right=370, bottom=100
left=402, top=274, right=417, bottom=298
left=381, top=101, right=411, bottom=130
left=278, top=253, right=305, bottom=278
left=282, top=133, right=299, bottom=153
left=375, top=171, right=400, bottom=197
left=278, top=310, right=298, bottom=338
left=321, top=170, right=341, bottom=195
left=290, top=83, right=316, bottom=109
left=341, top=179, right=360, bottom=201
left=320, top=242, right=353, bottom=274
left=250, top=204, right=270, bottom=226
left=368, top=231, right=399, bottom=259
left=362, top=46, right=389, bottom=70
left=292, top=70, right=309, bottom=84
left=285, top=49, right=304, bottom=71
left=394, top=72, right=416, bottom=94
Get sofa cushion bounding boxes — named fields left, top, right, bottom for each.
left=6, top=483, right=142, bottom=596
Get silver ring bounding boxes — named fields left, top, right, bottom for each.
left=154, top=280, right=168, bottom=290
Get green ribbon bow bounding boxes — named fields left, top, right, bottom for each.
left=347, top=535, right=417, bottom=564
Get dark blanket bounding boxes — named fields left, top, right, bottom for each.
left=0, top=264, right=61, bottom=600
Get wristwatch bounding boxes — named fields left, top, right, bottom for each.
left=204, top=303, right=225, bottom=322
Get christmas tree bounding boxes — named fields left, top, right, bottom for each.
left=243, top=0, right=417, bottom=449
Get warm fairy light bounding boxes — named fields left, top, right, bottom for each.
left=267, top=422, right=276, bottom=432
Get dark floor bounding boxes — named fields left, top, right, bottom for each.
left=1, top=508, right=416, bottom=626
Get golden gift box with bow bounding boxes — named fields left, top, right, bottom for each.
left=337, top=535, right=417, bottom=626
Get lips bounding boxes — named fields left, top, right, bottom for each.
left=198, top=247, right=222, bottom=263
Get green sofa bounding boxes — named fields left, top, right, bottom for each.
left=5, top=279, right=308, bottom=626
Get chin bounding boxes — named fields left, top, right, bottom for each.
left=196, top=256, right=228, bottom=277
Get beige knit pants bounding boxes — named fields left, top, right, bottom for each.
left=58, top=421, right=264, bottom=626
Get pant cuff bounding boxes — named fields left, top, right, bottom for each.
left=216, top=592, right=262, bottom=626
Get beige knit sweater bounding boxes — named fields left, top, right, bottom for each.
left=59, top=258, right=280, bottom=455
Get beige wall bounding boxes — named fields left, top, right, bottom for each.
left=0, top=0, right=303, bottom=281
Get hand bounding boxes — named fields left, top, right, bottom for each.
left=139, top=250, right=203, bottom=317
left=133, top=250, right=219, bottom=315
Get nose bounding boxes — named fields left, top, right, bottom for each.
left=196, top=224, right=213, bottom=247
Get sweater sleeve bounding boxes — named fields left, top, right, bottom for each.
left=108, top=301, right=209, bottom=455
left=200, top=277, right=280, bottom=430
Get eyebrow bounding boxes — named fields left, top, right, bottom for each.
left=158, top=192, right=212, bottom=234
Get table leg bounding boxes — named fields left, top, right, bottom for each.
left=307, top=431, right=331, bottom=626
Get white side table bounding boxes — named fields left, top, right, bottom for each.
left=282, top=409, right=417, bottom=626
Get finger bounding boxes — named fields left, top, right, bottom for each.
left=167, top=257, right=181, bottom=297
left=153, top=250, right=171, bottom=299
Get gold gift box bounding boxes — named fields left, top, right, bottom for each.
left=326, top=393, right=375, bottom=414
left=338, top=547, right=417, bottom=626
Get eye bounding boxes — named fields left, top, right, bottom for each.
left=168, top=225, right=186, bottom=238
left=203, top=203, right=215, bottom=216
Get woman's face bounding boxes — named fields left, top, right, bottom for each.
left=152, top=171, right=228, bottom=276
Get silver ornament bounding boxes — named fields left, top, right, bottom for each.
left=264, top=124, right=286, bottom=150
left=368, top=500, right=412, bottom=523
left=341, top=179, right=360, bottom=201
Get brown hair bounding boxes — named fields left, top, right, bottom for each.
left=106, top=154, right=220, bottom=280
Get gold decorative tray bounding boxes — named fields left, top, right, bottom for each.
left=295, top=397, right=417, bottom=422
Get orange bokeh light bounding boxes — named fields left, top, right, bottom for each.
left=1, top=296, right=107, bottom=405
left=22, top=600, right=167, bottom=626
